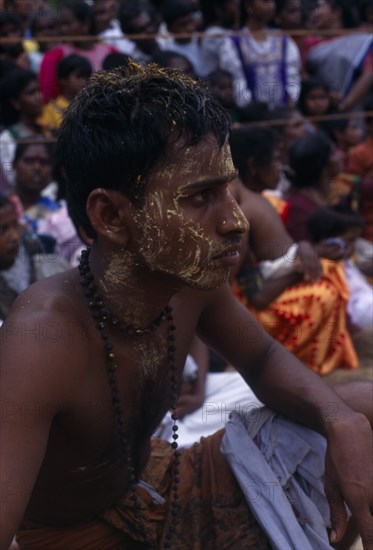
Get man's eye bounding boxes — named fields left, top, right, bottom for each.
left=194, top=189, right=213, bottom=204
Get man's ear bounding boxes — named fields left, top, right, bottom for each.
left=86, top=188, right=133, bottom=245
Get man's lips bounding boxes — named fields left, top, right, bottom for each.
left=212, top=245, right=242, bottom=266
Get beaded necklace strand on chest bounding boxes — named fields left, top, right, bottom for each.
left=78, top=248, right=180, bottom=548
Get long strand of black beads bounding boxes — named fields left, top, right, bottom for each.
left=78, top=248, right=180, bottom=549
left=163, top=306, right=180, bottom=549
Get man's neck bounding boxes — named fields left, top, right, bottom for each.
left=89, top=245, right=177, bottom=330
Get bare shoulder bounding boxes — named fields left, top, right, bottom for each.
left=239, top=190, right=293, bottom=261
left=0, top=269, right=92, bottom=408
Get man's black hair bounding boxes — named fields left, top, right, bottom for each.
left=307, top=205, right=364, bottom=243
left=0, top=68, right=38, bottom=126
left=57, top=54, right=92, bottom=81
left=58, top=63, right=231, bottom=239
left=289, top=132, right=333, bottom=189
left=230, top=125, right=279, bottom=183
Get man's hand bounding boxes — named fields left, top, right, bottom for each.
left=324, top=412, right=373, bottom=548
left=295, top=241, right=322, bottom=282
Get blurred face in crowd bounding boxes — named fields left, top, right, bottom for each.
left=250, top=147, right=282, bottom=189
left=246, top=0, right=275, bottom=23
left=327, top=145, right=343, bottom=178
left=344, top=119, right=363, bottom=148
left=32, top=12, right=59, bottom=52
left=304, top=86, right=330, bottom=117
left=305, top=0, right=338, bottom=30
left=210, top=73, right=235, bottom=108
left=284, top=111, right=307, bottom=145
left=11, top=79, right=43, bottom=119
left=165, top=55, right=195, bottom=78
left=10, top=0, right=45, bottom=21
left=219, top=0, right=241, bottom=29
left=61, top=68, right=91, bottom=100
left=128, top=10, right=159, bottom=54
left=14, top=144, right=52, bottom=197
left=93, top=0, right=118, bottom=33
left=275, top=0, right=302, bottom=29
left=168, top=13, right=198, bottom=44
left=0, top=203, right=20, bottom=270
left=58, top=8, right=90, bottom=37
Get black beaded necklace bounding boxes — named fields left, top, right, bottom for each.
left=78, top=248, right=180, bottom=548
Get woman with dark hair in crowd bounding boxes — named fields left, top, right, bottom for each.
left=216, top=0, right=302, bottom=107
left=39, top=0, right=116, bottom=103
left=0, top=68, right=51, bottom=186
left=286, top=131, right=343, bottom=242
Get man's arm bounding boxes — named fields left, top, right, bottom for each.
left=197, top=284, right=372, bottom=548
left=0, top=307, right=83, bottom=550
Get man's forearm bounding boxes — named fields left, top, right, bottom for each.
left=242, top=339, right=356, bottom=435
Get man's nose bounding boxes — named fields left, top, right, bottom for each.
left=217, top=201, right=249, bottom=235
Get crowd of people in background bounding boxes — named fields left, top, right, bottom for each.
left=0, top=0, right=372, bottom=379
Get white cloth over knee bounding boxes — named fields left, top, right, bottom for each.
left=221, top=409, right=336, bottom=550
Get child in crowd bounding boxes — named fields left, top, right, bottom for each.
left=307, top=204, right=372, bottom=331
left=41, top=54, right=92, bottom=131
left=297, top=78, right=332, bottom=132
left=0, top=68, right=52, bottom=186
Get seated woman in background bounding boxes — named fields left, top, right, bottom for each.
left=229, top=125, right=358, bottom=375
